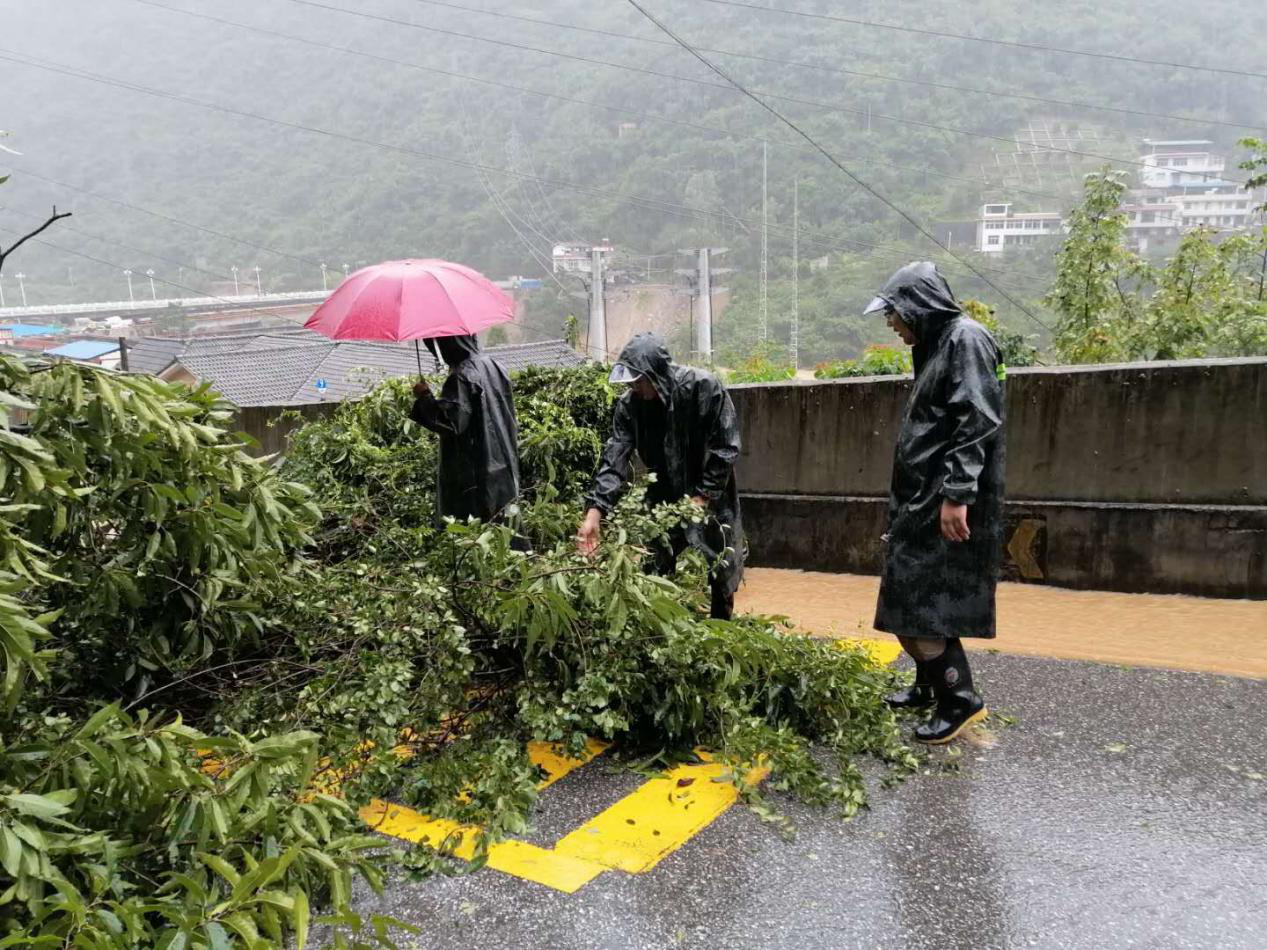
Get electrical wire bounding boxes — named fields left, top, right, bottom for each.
left=398, top=0, right=1266, bottom=133
left=0, top=48, right=1051, bottom=292
left=278, top=0, right=1249, bottom=182
left=693, top=0, right=1267, bottom=81
left=623, top=0, right=1053, bottom=333
left=0, top=163, right=324, bottom=271
left=131, top=0, right=1053, bottom=201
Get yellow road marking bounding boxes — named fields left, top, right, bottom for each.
left=358, top=738, right=612, bottom=893
left=840, top=636, right=903, bottom=666
left=356, top=642, right=898, bottom=892
left=552, top=753, right=769, bottom=874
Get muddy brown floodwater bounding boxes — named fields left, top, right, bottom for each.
left=736, top=567, right=1267, bottom=679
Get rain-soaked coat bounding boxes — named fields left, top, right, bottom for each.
left=585, top=333, right=745, bottom=594
left=873, top=263, right=1006, bottom=639
left=410, top=334, right=520, bottom=522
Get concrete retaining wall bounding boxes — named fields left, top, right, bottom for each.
left=729, top=358, right=1267, bottom=599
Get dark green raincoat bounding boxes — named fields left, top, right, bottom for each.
left=872, top=263, right=1006, bottom=639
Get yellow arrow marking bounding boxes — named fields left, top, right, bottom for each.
left=1007, top=518, right=1045, bottom=580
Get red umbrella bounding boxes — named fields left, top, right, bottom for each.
left=305, top=258, right=515, bottom=374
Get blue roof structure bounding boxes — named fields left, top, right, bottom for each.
left=0, top=323, right=66, bottom=338
left=44, top=340, right=120, bottom=360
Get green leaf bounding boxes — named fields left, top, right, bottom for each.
left=3, top=793, right=71, bottom=820
left=202, top=922, right=234, bottom=950
left=75, top=702, right=121, bottom=740
left=197, top=851, right=240, bottom=886
left=293, top=889, right=310, bottom=949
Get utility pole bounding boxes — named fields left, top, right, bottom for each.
left=760, top=140, right=769, bottom=343
left=0, top=275, right=5, bottom=307
left=254, top=265, right=262, bottom=295
left=677, top=247, right=730, bottom=364
left=231, top=266, right=240, bottom=295
left=146, top=268, right=156, bottom=300
left=791, top=178, right=799, bottom=371
left=15, top=272, right=27, bottom=306
left=696, top=248, right=713, bottom=362
left=123, top=269, right=134, bottom=303
left=587, top=246, right=607, bottom=363
left=321, top=262, right=329, bottom=290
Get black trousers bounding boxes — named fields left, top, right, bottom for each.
left=651, top=533, right=734, bottom=621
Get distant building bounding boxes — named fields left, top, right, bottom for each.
left=152, top=328, right=586, bottom=408
left=1138, top=140, right=1226, bottom=190
left=975, top=203, right=1064, bottom=254
left=979, top=137, right=1264, bottom=255
left=44, top=339, right=121, bottom=368
left=552, top=242, right=614, bottom=275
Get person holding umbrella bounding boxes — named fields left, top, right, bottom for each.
left=410, top=334, right=520, bottom=524
left=864, top=261, right=1005, bottom=744
left=575, top=332, right=744, bottom=620
left=305, top=258, right=521, bottom=525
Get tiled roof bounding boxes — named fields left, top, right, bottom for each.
left=175, top=344, right=335, bottom=408
left=123, top=337, right=187, bottom=374
left=167, top=335, right=586, bottom=407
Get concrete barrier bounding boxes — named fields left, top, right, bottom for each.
left=729, top=358, right=1267, bottom=599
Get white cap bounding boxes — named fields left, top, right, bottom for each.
left=863, top=295, right=891, bottom=315
left=608, top=363, right=642, bottom=384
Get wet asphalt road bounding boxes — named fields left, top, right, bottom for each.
left=346, top=653, right=1267, bottom=950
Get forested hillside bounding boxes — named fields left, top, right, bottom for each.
left=3, top=0, right=1265, bottom=362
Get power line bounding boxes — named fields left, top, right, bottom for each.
left=0, top=163, right=324, bottom=271
left=400, top=0, right=1265, bottom=133
left=278, top=0, right=1247, bottom=184
left=623, top=0, right=1053, bottom=334
left=0, top=48, right=1050, bottom=292
left=694, top=0, right=1267, bottom=81
left=0, top=205, right=247, bottom=286
left=131, top=0, right=1054, bottom=202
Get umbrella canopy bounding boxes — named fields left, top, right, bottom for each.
left=305, top=259, right=514, bottom=342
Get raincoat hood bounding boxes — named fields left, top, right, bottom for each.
left=873, top=261, right=963, bottom=351
left=427, top=333, right=480, bottom=367
left=613, top=332, right=675, bottom=403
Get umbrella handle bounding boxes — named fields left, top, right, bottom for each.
left=414, top=339, right=424, bottom=379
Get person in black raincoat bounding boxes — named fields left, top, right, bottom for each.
left=576, top=332, right=744, bottom=619
left=410, top=333, right=521, bottom=524
left=865, top=261, right=1006, bottom=743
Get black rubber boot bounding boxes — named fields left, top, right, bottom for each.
left=885, top=660, right=934, bottom=709
left=914, top=639, right=987, bottom=744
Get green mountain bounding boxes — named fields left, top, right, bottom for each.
left=3, top=0, right=1264, bottom=362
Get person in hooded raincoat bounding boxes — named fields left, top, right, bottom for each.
left=410, top=333, right=521, bottom=524
left=576, top=332, right=744, bottom=619
left=866, top=261, right=1005, bottom=744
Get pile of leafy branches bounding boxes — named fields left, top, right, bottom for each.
left=243, top=366, right=916, bottom=845
left=0, top=356, right=914, bottom=945
left=0, top=356, right=399, bottom=947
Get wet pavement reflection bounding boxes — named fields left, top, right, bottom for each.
left=347, top=653, right=1267, bottom=949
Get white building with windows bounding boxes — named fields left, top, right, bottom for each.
left=552, top=242, right=614, bottom=275
left=979, top=138, right=1262, bottom=255
left=976, top=203, right=1064, bottom=254
left=1138, top=140, right=1226, bottom=189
